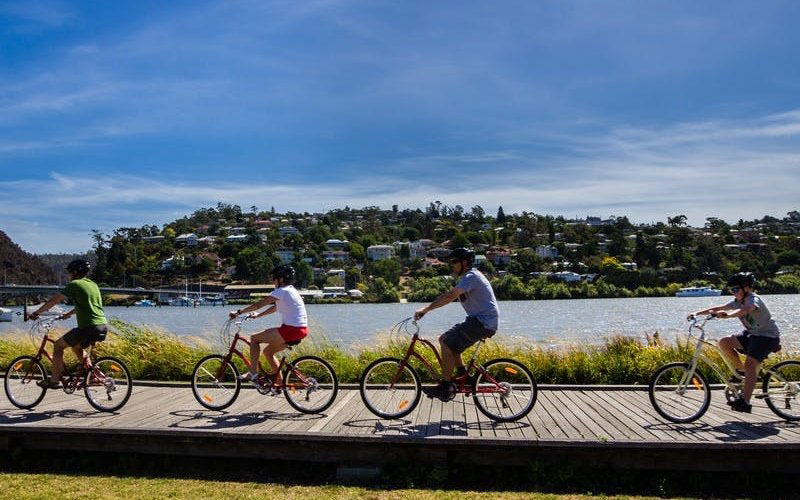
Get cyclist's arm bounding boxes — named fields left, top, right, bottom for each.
left=58, top=308, right=76, bottom=320
left=30, top=293, right=66, bottom=319
left=716, top=302, right=756, bottom=319
left=690, top=304, right=732, bottom=318
left=251, top=305, right=277, bottom=319
left=414, top=287, right=464, bottom=320
left=231, top=295, right=277, bottom=317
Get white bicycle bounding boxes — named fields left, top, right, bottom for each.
left=648, top=315, right=800, bottom=423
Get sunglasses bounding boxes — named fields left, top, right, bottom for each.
left=730, top=287, right=741, bottom=293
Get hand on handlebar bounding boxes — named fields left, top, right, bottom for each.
left=413, top=309, right=426, bottom=321
left=686, top=313, right=695, bottom=322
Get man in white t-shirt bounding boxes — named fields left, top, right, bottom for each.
left=230, top=265, right=308, bottom=384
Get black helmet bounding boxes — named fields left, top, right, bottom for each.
left=727, top=272, right=755, bottom=289
left=448, top=248, right=475, bottom=264
left=66, top=259, right=91, bottom=276
left=272, top=264, right=295, bottom=284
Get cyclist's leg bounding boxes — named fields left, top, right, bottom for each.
left=741, top=336, right=779, bottom=402
left=246, top=328, right=276, bottom=377
left=743, top=355, right=761, bottom=402
left=718, top=333, right=746, bottom=373
left=50, top=327, right=89, bottom=383
left=49, top=337, right=69, bottom=383
left=261, top=328, right=288, bottom=378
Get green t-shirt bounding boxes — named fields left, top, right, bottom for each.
left=62, top=278, right=107, bottom=328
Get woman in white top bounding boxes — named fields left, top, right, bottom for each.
left=230, top=265, right=308, bottom=383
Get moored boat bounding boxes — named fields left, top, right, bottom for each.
left=675, top=286, right=723, bottom=297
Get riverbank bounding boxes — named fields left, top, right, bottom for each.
left=2, top=319, right=794, bottom=384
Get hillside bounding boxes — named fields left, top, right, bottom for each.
left=0, top=230, right=57, bottom=284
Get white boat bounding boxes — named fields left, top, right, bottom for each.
left=168, top=296, right=195, bottom=307
left=675, top=286, right=723, bottom=297
left=0, top=307, right=13, bottom=322
left=134, top=299, right=156, bottom=307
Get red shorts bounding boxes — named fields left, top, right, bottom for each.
left=278, top=324, right=308, bottom=343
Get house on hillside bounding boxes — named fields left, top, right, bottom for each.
left=175, top=233, right=198, bottom=247
left=367, top=245, right=394, bottom=261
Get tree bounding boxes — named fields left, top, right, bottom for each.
left=668, top=214, right=687, bottom=227
left=496, top=206, right=506, bottom=225
left=371, top=258, right=402, bottom=285
left=235, top=246, right=273, bottom=282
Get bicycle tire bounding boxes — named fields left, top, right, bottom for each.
left=283, top=355, right=339, bottom=414
left=191, top=354, right=241, bottom=410
left=472, top=358, right=537, bottom=422
left=84, top=356, right=133, bottom=412
left=649, top=362, right=710, bottom=423
left=4, top=355, right=47, bottom=409
left=762, top=360, right=800, bottom=421
left=359, top=357, right=421, bottom=419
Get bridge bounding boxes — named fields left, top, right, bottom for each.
left=0, top=284, right=224, bottom=299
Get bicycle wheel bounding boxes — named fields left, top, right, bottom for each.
left=4, top=356, right=47, bottom=409
left=473, top=358, right=537, bottom=422
left=283, top=356, right=339, bottom=414
left=191, top=354, right=240, bottom=410
left=359, top=357, right=421, bottom=419
left=762, top=360, right=800, bottom=421
left=85, top=357, right=133, bottom=412
left=649, top=362, right=710, bottom=423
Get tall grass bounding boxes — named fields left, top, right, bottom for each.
left=0, top=320, right=793, bottom=384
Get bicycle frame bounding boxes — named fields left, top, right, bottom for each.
left=217, top=320, right=309, bottom=390
left=392, top=320, right=509, bottom=395
left=22, top=321, right=96, bottom=391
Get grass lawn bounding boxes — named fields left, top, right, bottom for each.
left=0, top=473, right=664, bottom=500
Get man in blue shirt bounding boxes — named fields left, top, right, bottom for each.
left=414, top=248, right=499, bottom=401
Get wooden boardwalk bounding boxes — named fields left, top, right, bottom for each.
left=2, top=385, right=800, bottom=471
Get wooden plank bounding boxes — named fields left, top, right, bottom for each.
left=539, top=390, right=594, bottom=440
left=308, top=390, right=356, bottom=433
left=600, top=389, right=678, bottom=442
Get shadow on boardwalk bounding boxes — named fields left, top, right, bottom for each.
left=341, top=417, right=531, bottom=437
left=0, top=408, right=110, bottom=424
left=168, top=409, right=324, bottom=430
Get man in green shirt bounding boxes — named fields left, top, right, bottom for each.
left=29, top=259, right=108, bottom=389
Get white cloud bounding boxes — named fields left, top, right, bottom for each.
left=3, top=107, right=799, bottom=253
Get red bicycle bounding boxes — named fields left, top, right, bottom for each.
left=191, top=318, right=338, bottom=414
left=359, top=318, right=537, bottom=422
left=3, top=318, right=132, bottom=412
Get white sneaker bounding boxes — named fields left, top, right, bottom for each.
left=238, top=372, right=257, bottom=381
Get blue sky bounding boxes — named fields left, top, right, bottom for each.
left=1, top=1, right=799, bottom=253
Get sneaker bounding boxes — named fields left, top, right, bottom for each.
left=238, top=372, right=258, bottom=382
left=422, top=381, right=456, bottom=402
left=730, top=397, right=752, bottom=414
left=37, top=379, right=60, bottom=389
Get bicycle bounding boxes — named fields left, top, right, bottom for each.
left=191, top=317, right=338, bottom=414
left=649, top=314, right=800, bottom=423
left=3, top=318, right=133, bottom=412
left=359, top=317, right=537, bottom=422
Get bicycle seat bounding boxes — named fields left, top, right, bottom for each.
left=285, top=339, right=301, bottom=348
left=772, top=344, right=782, bottom=353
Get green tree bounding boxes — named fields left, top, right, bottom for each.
left=366, top=277, right=400, bottom=303
left=370, top=258, right=402, bottom=285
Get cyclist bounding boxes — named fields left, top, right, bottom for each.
left=414, top=248, right=499, bottom=401
left=688, top=272, right=780, bottom=413
left=28, top=259, right=108, bottom=389
left=230, top=265, right=308, bottom=385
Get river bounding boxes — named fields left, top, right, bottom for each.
left=3, top=294, right=799, bottom=350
